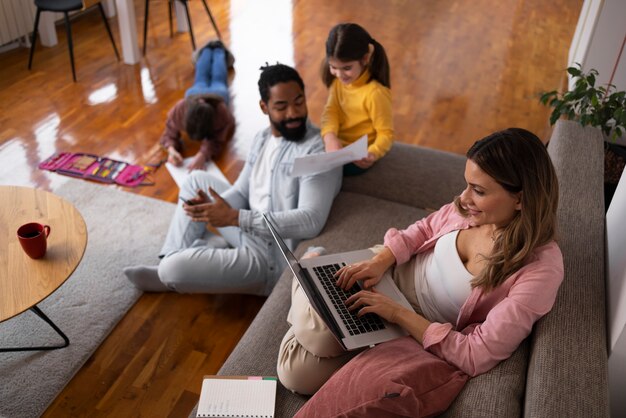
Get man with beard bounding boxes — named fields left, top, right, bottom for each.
left=123, top=64, right=342, bottom=295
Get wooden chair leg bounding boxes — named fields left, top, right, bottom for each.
left=143, top=0, right=149, bottom=55
left=98, top=3, right=120, bottom=60
left=27, top=8, right=41, bottom=70
left=201, top=0, right=222, bottom=41
left=182, top=1, right=196, bottom=50
left=63, top=12, right=77, bottom=82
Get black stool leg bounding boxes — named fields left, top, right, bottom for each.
left=27, top=8, right=41, bottom=70
left=143, top=0, right=149, bottom=55
left=201, top=0, right=222, bottom=40
left=182, top=1, right=196, bottom=50
left=64, top=11, right=76, bottom=82
left=98, top=3, right=120, bottom=61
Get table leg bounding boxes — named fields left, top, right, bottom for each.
left=0, top=305, right=70, bottom=352
left=115, top=0, right=141, bottom=64
left=174, top=1, right=189, bottom=32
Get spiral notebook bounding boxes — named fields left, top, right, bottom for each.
left=197, top=376, right=277, bottom=418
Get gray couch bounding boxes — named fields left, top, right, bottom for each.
left=191, top=120, right=609, bottom=417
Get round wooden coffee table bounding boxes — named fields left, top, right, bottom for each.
left=0, top=185, right=87, bottom=351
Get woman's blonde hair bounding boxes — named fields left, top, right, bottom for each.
left=454, top=128, right=559, bottom=291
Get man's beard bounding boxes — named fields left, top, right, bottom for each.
left=271, top=116, right=308, bottom=142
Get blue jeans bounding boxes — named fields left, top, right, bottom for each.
left=185, top=47, right=229, bottom=104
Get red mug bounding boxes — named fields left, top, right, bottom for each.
left=17, top=222, right=51, bottom=259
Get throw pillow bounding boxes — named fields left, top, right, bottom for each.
left=294, top=336, right=468, bottom=418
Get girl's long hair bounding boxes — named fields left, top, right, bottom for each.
left=454, top=128, right=559, bottom=291
left=321, top=23, right=390, bottom=88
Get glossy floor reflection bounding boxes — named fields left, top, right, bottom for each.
left=228, top=0, right=295, bottom=157
left=1, top=1, right=581, bottom=205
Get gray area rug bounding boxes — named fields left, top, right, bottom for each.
left=0, top=178, right=175, bottom=418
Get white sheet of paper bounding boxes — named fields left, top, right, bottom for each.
left=197, top=378, right=276, bottom=418
left=291, top=135, right=368, bottom=177
left=165, top=157, right=230, bottom=188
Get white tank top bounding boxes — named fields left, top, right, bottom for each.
left=413, top=230, right=473, bottom=324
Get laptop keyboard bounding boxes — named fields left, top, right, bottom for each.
left=313, top=263, right=386, bottom=336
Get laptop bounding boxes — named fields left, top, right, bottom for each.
left=263, top=213, right=412, bottom=351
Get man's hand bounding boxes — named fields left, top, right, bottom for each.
left=323, top=133, right=343, bottom=152
left=183, top=188, right=239, bottom=227
left=353, top=152, right=377, bottom=169
left=167, top=146, right=184, bottom=166
left=187, top=152, right=207, bottom=172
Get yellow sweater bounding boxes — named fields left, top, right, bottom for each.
left=320, top=69, right=394, bottom=159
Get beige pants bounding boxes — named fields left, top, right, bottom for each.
left=276, top=246, right=422, bottom=395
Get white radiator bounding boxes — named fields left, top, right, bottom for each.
left=0, top=0, right=37, bottom=46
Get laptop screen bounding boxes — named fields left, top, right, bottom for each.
left=261, top=213, right=303, bottom=278
left=262, top=213, right=344, bottom=340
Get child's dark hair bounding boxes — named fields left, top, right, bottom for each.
left=258, top=63, right=305, bottom=103
left=321, top=23, right=390, bottom=88
left=185, top=98, right=215, bottom=141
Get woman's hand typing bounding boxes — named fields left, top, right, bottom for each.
left=345, top=288, right=406, bottom=323
left=335, top=246, right=396, bottom=290
left=346, top=288, right=431, bottom=344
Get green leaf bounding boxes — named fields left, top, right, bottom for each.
left=540, top=91, right=557, bottom=104
left=567, top=67, right=582, bottom=77
left=588, top=73, right=596, bottom=87
left=549, top=109, right=560, bottom=125
left=540, top=65, right=626, bottom=133
left=612, top=91, right=626, bottom=101
left=580, top=114, right=588, bottom=126
left=568, top=109, right=576, bottom=120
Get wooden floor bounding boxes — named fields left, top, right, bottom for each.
left=0, top=0, right=581, bottom=416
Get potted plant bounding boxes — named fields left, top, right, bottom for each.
left=539, top=63, right=626, bottom=208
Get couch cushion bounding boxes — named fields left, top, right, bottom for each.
left=301, top=191, right=430, bottom=254
left=524, top=120, right=609, bottom=417
left=342, top=142, right=466, bottom=211
left=294, top=336, right=469, bottom=418
left=440, top=338, right=529, bottom=417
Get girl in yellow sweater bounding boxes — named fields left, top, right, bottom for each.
left=321, top=23, right=393, bottom=175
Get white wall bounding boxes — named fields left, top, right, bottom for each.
left=569, top=0, right=626, bottom=91
left=571, top=1, right=626, bottom=417
left=607, top=172, right=626, bottom=351
left=606, top=170, right=626, bottom=418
